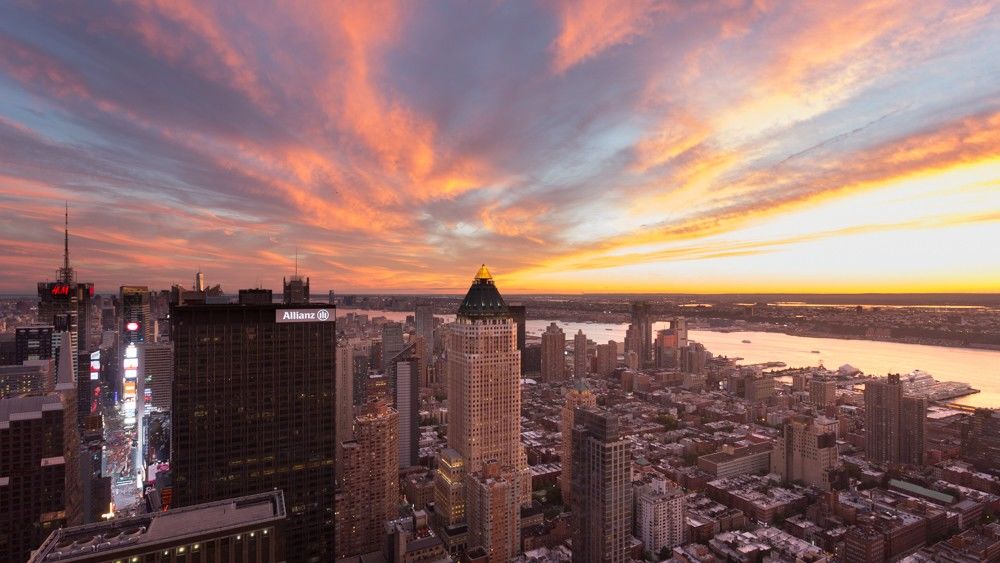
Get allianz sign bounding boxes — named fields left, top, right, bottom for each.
left=275, top=308, right=333, bottom=323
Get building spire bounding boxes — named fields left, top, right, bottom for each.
left=58, top=201, right=74, bottom=284
left=64, top=201, right=69, bottom=273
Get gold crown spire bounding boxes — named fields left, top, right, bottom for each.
left=474, top=264, right=492, bottom=280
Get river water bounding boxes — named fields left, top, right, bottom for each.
left=338, top=309, right=1000, bottom=408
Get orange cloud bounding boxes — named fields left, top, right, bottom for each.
left=550, top=0, right=665, bottom=73
left=129, top=0, right=270, bottom=107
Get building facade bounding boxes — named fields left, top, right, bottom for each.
left=336, top=402, right=399, bottom=558
left=560, top=379, right=597, bottom=504
left=571, top=407, right=632, bottom=563
left=170, top=302, right=336, bottom=562
left=540, top=322, right=565, bottom=382
left=573, top=330, right=589, bottom=378
left=629, top=301, right=652, bottom=368
left=771, top=415, right=839, bottom=489
left=435, top=265, right=529, bottom=560
left=635, top=479, right=686, bottom=558
left=0, top=394, right=66, bottom=563
left=865, top=374, right=926, bottom=465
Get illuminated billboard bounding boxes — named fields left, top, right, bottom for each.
left=123, top=343, right=138, bottom=425
left=90, top=350, right=100, bottom=381
left=275, top=308, right=333, bottom=323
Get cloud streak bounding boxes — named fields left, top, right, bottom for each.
left=0, top=0, right=997, bottom=293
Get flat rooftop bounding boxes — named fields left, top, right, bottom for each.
left=30, top=491, right=285, bottom=562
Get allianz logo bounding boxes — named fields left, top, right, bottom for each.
left=281, top=309, right=331, bottom=321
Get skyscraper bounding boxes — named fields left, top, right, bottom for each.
left=394, top=342, right=420, bottom=468
left=571, top=407, right=632, bottom=563
left=170, top=300, right=337, bottom=562
left=381, top=322, right=405, bottom=384
left=37, top=206, right=94, bottom=382
left=336, top=401, right=399, bottom=558
left=573, top=329, right=588, bottom=377
left=194, top=269, right=206, bottom=292
left=282, top=258, right=309, bottom=304
left=560, top=378, right=597, bottom=504
left=120, top=285, right=151, bottom=477
left=541, top=322, right=566, bottom=382
left=630, top=301, right=652, bottom=368
left=0, top=394, right=66, bottom=563
left=15, top=325, right=54, bottom=363
left=138, top=342, right=173, bottom=412
left=771, top=414, right=839, bottom=489
left=415, top=302, right=435, bottom=385
left=436, top=265, right=528, bottom=560
left=508, top=305, right=526, bottom=352
left=864, top=374, right=926, bottom=465
left=335, top=343, right=355, bottom=480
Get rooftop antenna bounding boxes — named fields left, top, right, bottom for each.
left=58, top=201, right=74, bottom=284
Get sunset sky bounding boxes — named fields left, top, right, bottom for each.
left=0, top=1, right=998, bottom=294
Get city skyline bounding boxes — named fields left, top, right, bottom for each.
left=1, top=1, right=999, bottom=294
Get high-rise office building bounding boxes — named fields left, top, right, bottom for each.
left=771, top=414, right=839, bottom=489
left=0, top=394, right=66, bottom=563
left=394, top=342, right=420, bottom=468
left=415, top=302, right=436, bottom=385
left=571, top=407, right=632, bottom=563
left=864, top=374, right=926, bottom=465
left=120, top=286, right=154, bottom=345
left=629, top=301, right=652, bottom=368
left=194, top=269, right=206, bottom=292
left=508, top=304, right=526, bottom=374
left=573, top=330, right=588, bottom=378
left=336, top=401, right=399, bottom=558
left=0, top=360, right=54, bottom=397
left=541, top=322, right=566, bottom=382
left=434, top=448, right=466, bottom=527
left=635, top=479, right=686, bottom=558
left=30, top=491, right=287, bottom=563
left=282, top=272, right=309, bottom=305
left=170, top=300, right=336, bottom=562
left=37, top=208, right=94, bottom=383
left=54, top=333, right=83, bottom=527
left=78, top=414, right=111, bottom=525
left=436, top=265, right=528, bottom=560
left=560, top=379, right=597, bottom=504
left=138, top=342, right=173, bottom=411
left=352, top=349, right=370, bottom=407
left=120, top=286, right=151, bottom=476
left=15, top=325, right=54, bottom=363
left=381, top=322, right=405, bottom=386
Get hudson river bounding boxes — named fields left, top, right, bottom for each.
left=338, top=309, right=1000, bottom=408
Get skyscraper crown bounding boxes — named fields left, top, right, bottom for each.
left=457, top=264, right=509, bottom=319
